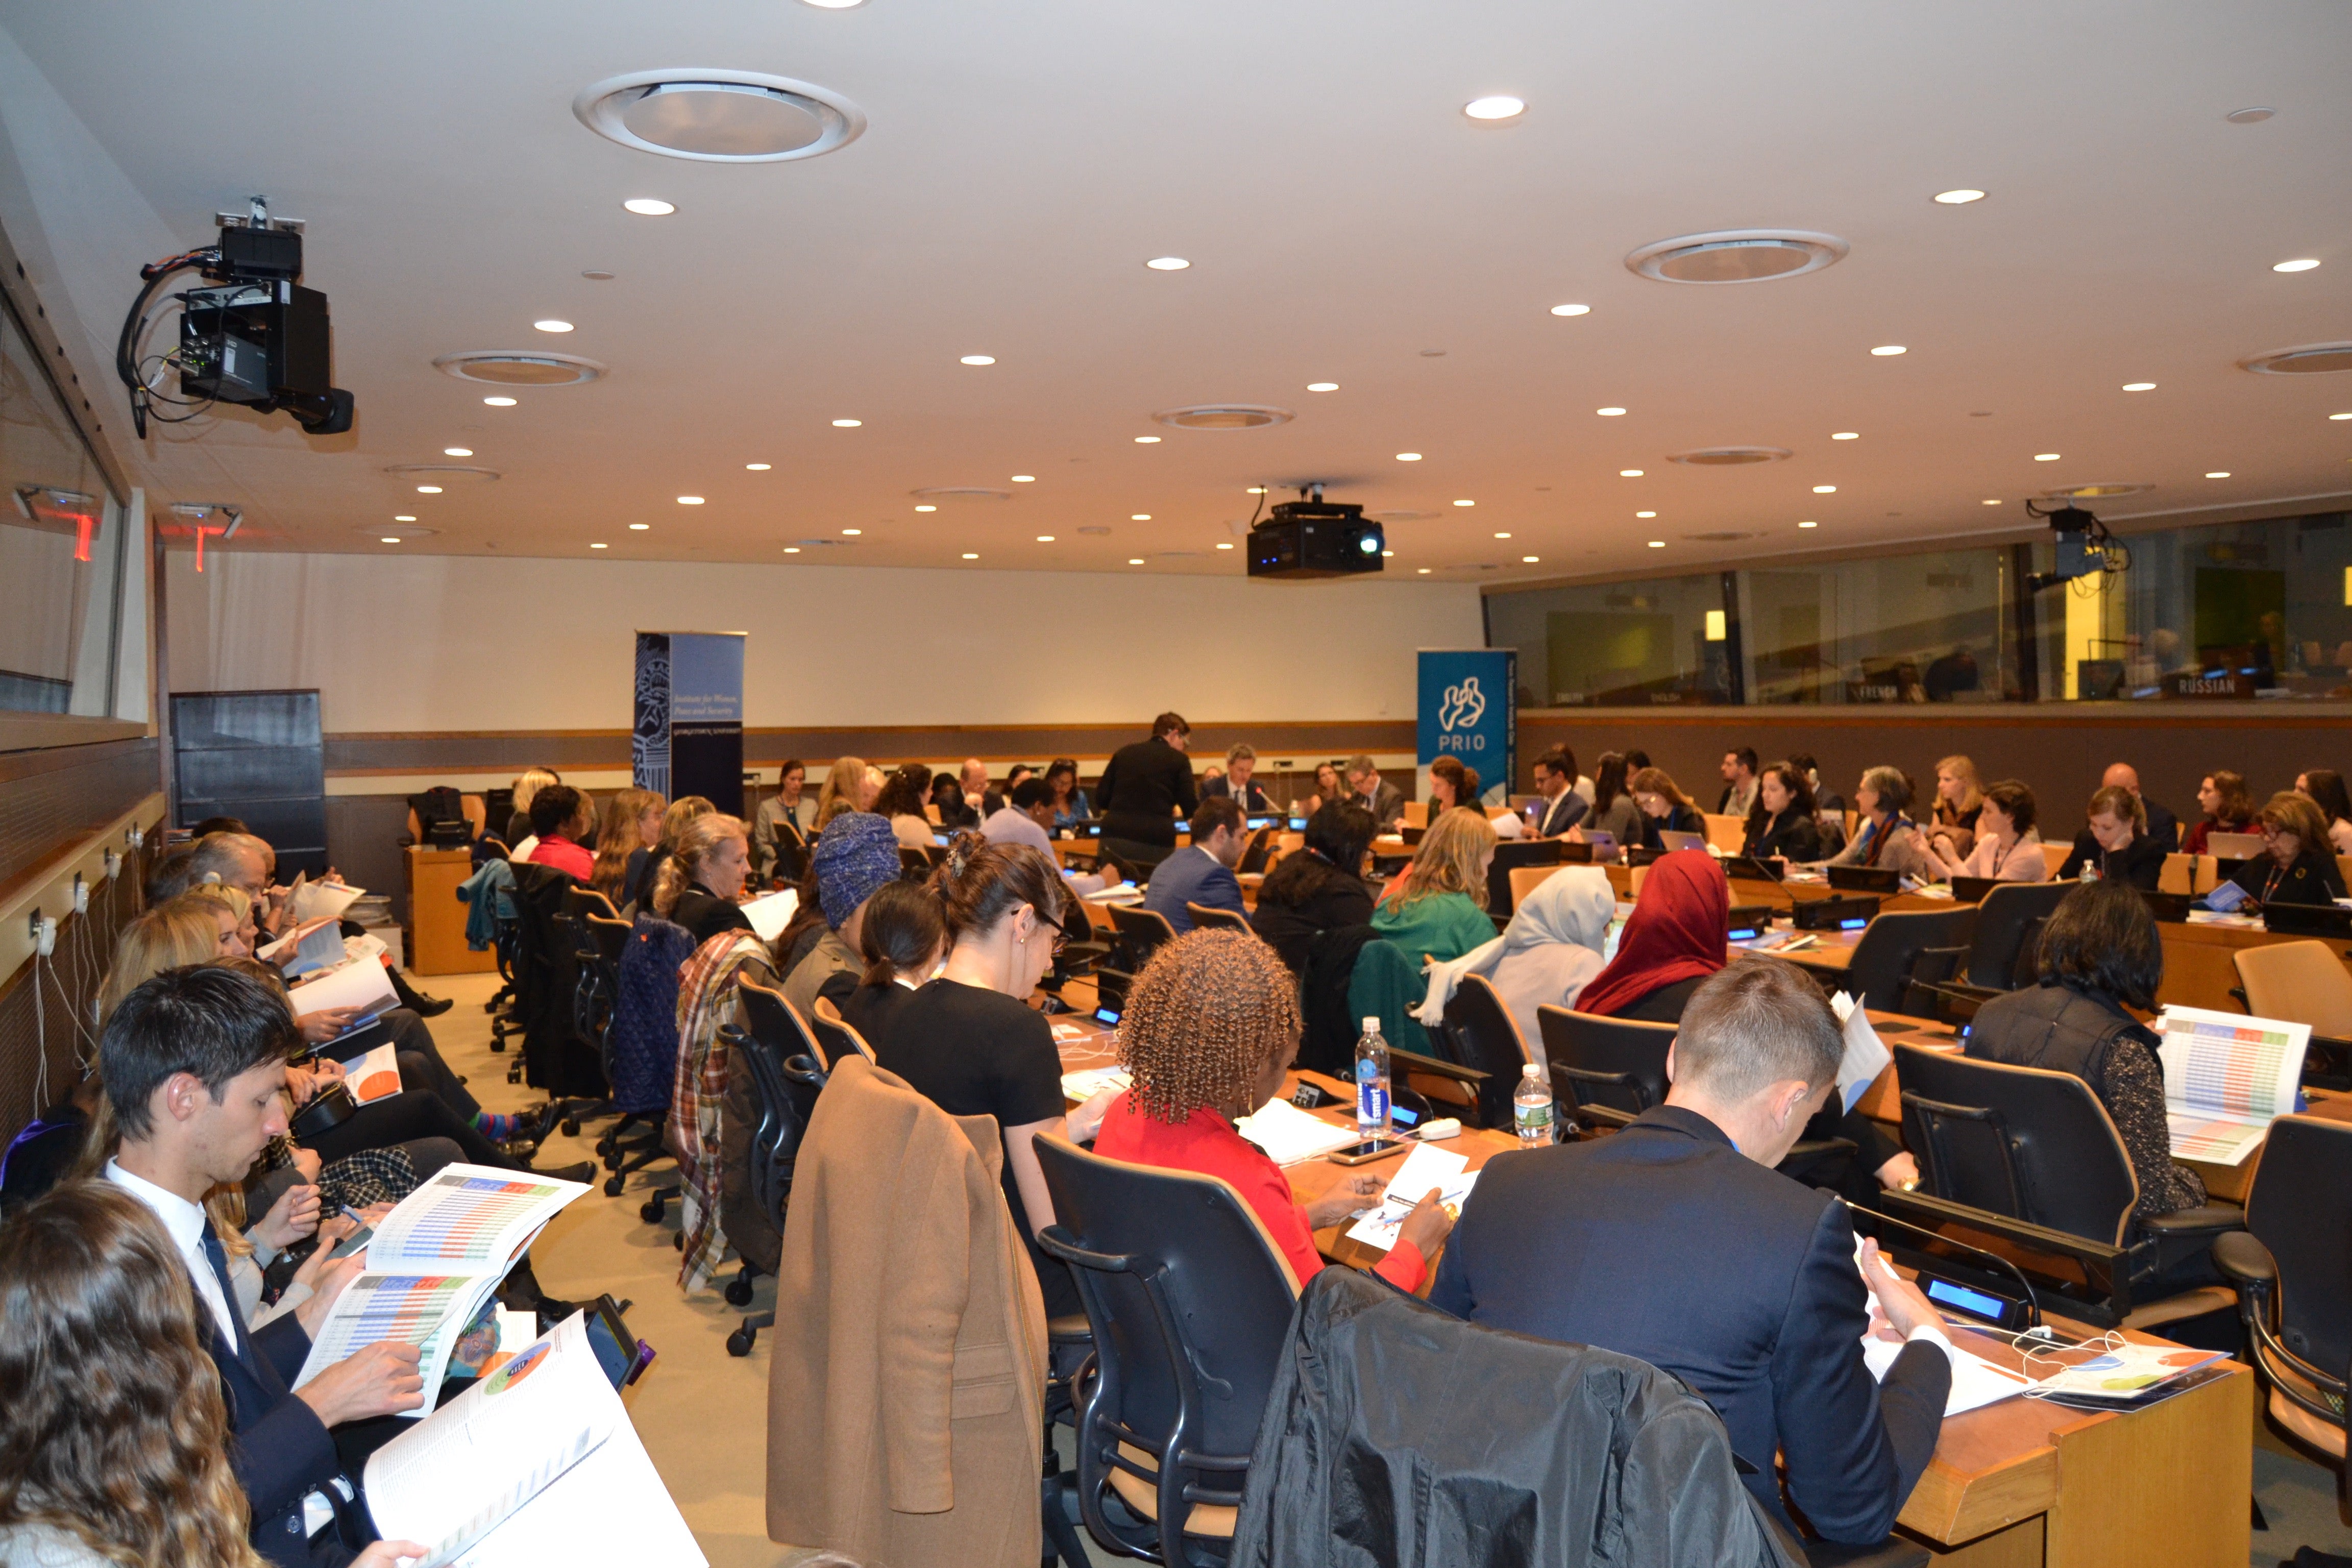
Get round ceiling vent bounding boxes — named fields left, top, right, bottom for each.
left=357, top=524, right=437, bottom=540
left=910, top=487, right=1012, bottom=503
left=433, top=352, right=606, bottom=386
left=1626, top=230, right=1848, bottom=284
left=1150, top=404, right=1294, bottom=430
left=574, top=70, right=865, bottom=163
left=1682, top=530, right=1761, bottom=542
left=2239, top=342, right=2352, bottom=375
left=382, top=464, right=500, bottom=484
left=2041, top=482, right=2154, bottom=499
left=1668, top=446, right=1792, bottom=466
left=791, top=536, right=856, bottom=547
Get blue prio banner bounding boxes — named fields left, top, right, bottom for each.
left=1417, top=649, right=1516, bottom=807
left=634, top=630, right=745, bottom=808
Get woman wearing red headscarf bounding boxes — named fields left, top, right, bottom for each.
left=1574, top=849, right=1728, bottom=1023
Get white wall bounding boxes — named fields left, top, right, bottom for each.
left=166, top=551, right=1485, bottom=731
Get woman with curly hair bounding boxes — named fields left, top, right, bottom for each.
left=0, top=1181, right=424, bottom=1568
left=1094, top=930, right=1453, bottom=1290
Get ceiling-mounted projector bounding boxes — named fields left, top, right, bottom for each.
left=1246, top=487, right=1384, bottom=579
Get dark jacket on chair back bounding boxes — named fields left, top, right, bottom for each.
left=1230, top=1266, right=1802, bottom=1568
left=1964, top=979, right=2148, bottom=1106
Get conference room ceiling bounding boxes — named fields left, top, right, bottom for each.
left=4, top=2, right=2348, bottom=583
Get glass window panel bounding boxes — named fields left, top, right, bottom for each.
left=0, top=291, right=118, bottom=715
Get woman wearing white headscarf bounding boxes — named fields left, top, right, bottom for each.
left=1413, top=865, right=1615, bottom=1068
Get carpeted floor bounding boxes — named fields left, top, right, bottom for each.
left=418, top=965, right=2348, bottom=1568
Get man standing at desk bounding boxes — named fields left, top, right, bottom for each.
left=1431, top=960, right=1952, bottom=1550
left=1096, top=712, right=1198, bottom=882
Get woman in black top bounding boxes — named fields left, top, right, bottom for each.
left=815, top=879, right=946, bottom=1047
left=2057, top=785, right=2167, bottom=890
left=1627, top=766, right=1704, bottom=850
left=1250, top=802, right=1377, bottom=973
left=1740, top=762, right=1823, bottom=863
left=654, top=813, right=756, bottom=944
left=2230, top=792, right=2348, bottom=909
left=874, top=835, right=1103, bottom=1317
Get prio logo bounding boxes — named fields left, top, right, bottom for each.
left=1438, top=677, right=1486, bottom=732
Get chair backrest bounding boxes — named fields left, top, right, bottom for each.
left=738, top=975, right=837, bottom=1088
left=1701, top=812, right=1748, bottom=853
left=1033, top=1135, right=1298, bottom=1552
left=2040, top=842, right=2070, bottom=877
left=1401, top=799, right=1429, bottom=830
left=897, top=845, right=930, bottom=876
left=1109, top=902, right=1180, bottom=954
left=1236, top=824, right=1277, bottom=876
left=2243, top=1114, right=2352, bottom=1380
left=609, top=914, right=695, bottom=1115
left=2234, top=941, right=2352, bottom=1038
left=1536, top=1006, right=1673, bottom=1128
left=1894, top=1043, right=2137, bottom=1246
left=1842, top=905, right=1980, bottom=1012
left=1508, top=864, right=1561, bottom=909
left=1963, top=881, right=2073, bottom=990
left=724, top=1015, right=828, bottom=1229
left=1187, top=902, right=1255, bottom=937
left=1436, top=974, right=1536, bottom=1129
left=2158, top=853, right=2193, bottom=896
left=1486, top=840, right=1564, bottom=916
left=808, top=994, right=878, bottom=1065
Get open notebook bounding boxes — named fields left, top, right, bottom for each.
left=2153, top=1005, right=2309, bottom=1166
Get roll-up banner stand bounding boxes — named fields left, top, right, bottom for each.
left=634, top=631, right=745, bottom=808
left=1417, top=648, right=1516, bottom=807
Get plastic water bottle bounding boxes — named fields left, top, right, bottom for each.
left=1513, top=1063, right=1554, bottom=1148
left=2079, top=858, right=2098, bottom=883
left=1354, top=1016, right=1391, bottom=1140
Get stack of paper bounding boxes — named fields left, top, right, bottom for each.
left=1827, top=992, right=1893, bottom=1115
left=2154, top=1005, right=2310, bottom=1165
left=1060, top=1066, right=1132, bottom=1101
left=1232, top=1096, right=1360, bottom=1166
left=1341, top=1142, right=1478, bottom=1251
left=740, top=889, right=799, bottom=942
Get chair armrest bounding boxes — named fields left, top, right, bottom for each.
left=2211, top=1230, right=2277, bottom=1288
left=2139, top=1202, right=2245, bottom=1238
left=1783, top=1137, right=1857, bottom=1163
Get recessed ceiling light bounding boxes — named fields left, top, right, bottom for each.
left=415, top=485, right=443, bottom=494
left=1145, top=257, right=1190, bottom=271
left=1550, top=303, right=1590, bottom=316
left=1932, top=189, right=1986, bottom=205
left=483, top=396, right=517, bottom=406
left=677, top=495, right=704, bottom=505
left=1647, top=540, right=1665, bottom=548
left=782, top=546, right=800, bottom=553
left=1128, top=558, right=1145, bottom=566
left=590, top=542, right=608, bottom=549
left=802, top=0, right=867, bottom=9
left=1870, top=345, right=1907, bottom=356
left=534, top=320, right=574, bottom=333
left=1983, top=499, right=2002, bottom=505
left=832, top=419, right=861, bottom=427
left=444, top=447, right=473, bottom=457
left=380, top=536, right=402, bottom=544
left=1597, top=407, right=1626, bottom=416
left=2206, top=471, right=2232, bottom=479
left=1216, top=542, right=1234, bottom=550
left=1417, top=567, right=1431, bottom=574
left=1453, top=499, right=1475, bottom=507
left=1797, top=520, right=1818, bottom=529
left=842, top=527, right=861, bottom=536
left=2331, top=413, right=2352, bottom=422
left=961, top=355, right=995, bottom=365
left=746, top=462, right=771, bottom=471
left=629, top=522, right=650, bottom=530
left=1812, top=485, right=1836, bottom=493
left=1306, top=382, right=1340, bottom=393
left=1034, top=535, right=1057, bottom=543
left=962, top=552, right=978, bottom=559
left=1012, top=474, right=1036, bottom=481
left=1463, top=95, right=1526, bottom=121
left=394, top=514, right=416, bottom=522
left=914, top=504, right=937, bottom=512
left=1620, top=469, right=1644, bottom=477
left=1636, top=510, right=1657, bottom=519
left=2274, top=258, right=2321, bottom=273
left=2033, top=453, right=2060, bottom=462
left=622, top=198, right=676, bottom=216
left=2225, top=107, right=2276, bottom=124
left=2122, top=382, right=2156, bottom=392
left=1135, top=435, right=1160, bottom=444
left=1396, top=452, right=1422, bottom=462
left=1245, top=486, right=1267, bottom=495
left=1522, top=555, right=1540, bottom=563
left=1493, top=531, right=1511, bottom=540
left=1126, top=513, right=1148, bottom=521
left=1831, top=432, right=1859, bottom=440
left=1382, top=549, right=1395, bottom=557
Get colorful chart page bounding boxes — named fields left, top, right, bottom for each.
left=2155, top=1006, right=2310, bottom=1166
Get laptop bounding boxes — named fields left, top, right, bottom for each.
left=1827, top=864, right=1901, bottom=895
left=1657, top=829, right=1710, bottom=853
left=2205, top=831, right=2266, bottom=860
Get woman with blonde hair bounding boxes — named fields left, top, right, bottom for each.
left=1371, top=807, right=1499, bottom=963
left=627, top=794, right=714, bottom=909
left=0, top=1182, right=427, bottom=1568
left=654, top=812, right=757, bottom=944
left=505, top=765, right=560, bottom=844
left=592, top=786, right=665, bottom=904
left=813, top=755, right=870, bottom=831
left=1926, top=754, right=1984, bottom=860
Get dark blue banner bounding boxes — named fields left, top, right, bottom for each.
left=1417, top=648, right=1516, bottom=806
left=635, top=631, right=745, bottom=810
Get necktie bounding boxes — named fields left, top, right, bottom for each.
left=198, top=1219, right=261, bottom=1375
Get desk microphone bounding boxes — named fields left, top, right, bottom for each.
left=1828, top=1193, right=2043, bottom=1331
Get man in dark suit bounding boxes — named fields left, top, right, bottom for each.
left=1431, top=960, right=1952, bottom=1549
left=101, top=965, right=426, bottom=1566
left=1141, top=796, right=1249, bottom=934
left=1096, top=712, right=1199, bottom=880
left=1343, top=754, right=1406, bottom=832
left=1199, top=741, right=1273, bottom=813
left=2101, top=762, right=2179, bottom=851
left=1530, top=744, right=1588, bottom=838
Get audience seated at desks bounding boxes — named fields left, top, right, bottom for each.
left=590, top=787, right=664, bottom=907
left=1138, top=795, right=1247, bottom=934
left=0, top=1182, right=427, bottom=1568
left=1817, top=765, right=1939, bottom=883
left=813, top=754, right=874, bottom=832
left=780, top=812, right=901, bottom=1014
left=1926, top=778, right=2048, bottom=883
left=654, top=813, right=759, bottom=946
left=628, top=794, right=714, bottom=912
left=1416, top=865, right=1613, bottom=1067
left=1565, top=751, right=1643, bottom=847
left=1714, top=745, right=1759, bottom=819
left=1431, top=961, right=1954, bottom=1551
left=980, top=778, right=1121, bottom=894
left=503, top=765, right=559, bottom=847
left=957, top=757, right=1004, bottom=822
left=1924, top=753, right=1984, bottom=861
left=1527, top=744, right=1587, bottom=837
left=1040, top=756, right=1090, bottom=828
left=1342, top=753, right=1406, bottom=832
left=1626, top=766, right=1705, bottom=850
left=815, top=880, right=945, bottom=1045
left=2058, top=784, right=2170, bottom=889
left=1095, top=712, right=1198, bottom=880
left=1250, top=803, right=1377, bottom=973
left=877, top=761, right=940, bottom=852
left=1199, top=741, right=1271, bottom=812
left=1425, top=754, right=1481, bottom=817
left=2184, top=768, right=2257, bottom=856
left=2228, top=792, right=2349, bottom=908
left=1577, top=850, right=1727, bottom=1025
left=1092, top=930, right=1453, bottom=1290
left=1739, top=760, right=1824, bottom=864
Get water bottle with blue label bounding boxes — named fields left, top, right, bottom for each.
left=1354, top=1015, right=1391, bottom=1139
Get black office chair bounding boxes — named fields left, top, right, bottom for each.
left=2214, top=1116, right=2352, bottom=1532
left=1185, top=903, right=1255, bottom=937
left=720, top=1012, right=829, bottom=1358
left=897, top=845, right=932, bottom=876
left=1432, top=974, right=1536, bottom=1130
left=1108, top=904, right=1180, bottom=970
left=1537, top=1006, right=1672, bottom=1133
left=1486, top=839, right=1564, bottom=916
left=584, top=912, right=668, bottom=1195
left=1889, top=1043, right=2244, bottom=1330
left=808, top=995, right=877, bottom=1068
left=1962, top=882, right=2073, bottom=991
left=1034, top=1134, right=1298, bottom=1567
left=1234, top=824, right=1278, bottom=876
left=1833, top=905, right=1979, bottom=1014
left=508, top=862, right=610, bottom=1113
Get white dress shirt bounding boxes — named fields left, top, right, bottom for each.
left=106, top=1158, right=236, bottom=1343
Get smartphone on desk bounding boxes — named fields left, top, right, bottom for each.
left=1327, top=1137, right=1411, bottom=1166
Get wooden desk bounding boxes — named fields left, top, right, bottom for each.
left=2154, top=916, right=2352, bottom=1014
left=404, top=846, right=496, bottom=976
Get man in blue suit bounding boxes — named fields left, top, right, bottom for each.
left=102, top=964, right=426, bottom=1566
left=1431, top=960, right=1952, bottom=1550
left=1141, top=795, right=1250, bottom=934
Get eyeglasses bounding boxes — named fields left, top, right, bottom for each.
left=1031, top=908, right=1069, bottom=955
